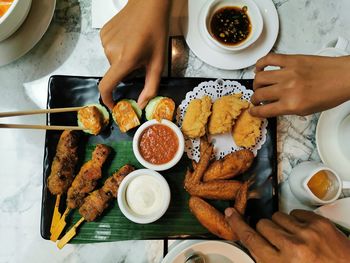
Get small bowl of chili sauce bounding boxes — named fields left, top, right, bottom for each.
left=133, top=119, right=185, bottom=171
left=203, top=0, right=263, bottom=51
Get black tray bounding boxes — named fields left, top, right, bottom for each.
left=41, top=76, right=277, bottom=242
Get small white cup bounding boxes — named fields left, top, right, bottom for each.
left=338, top=114, right=350, bottom=160
left=288, top=161, right=350, bottom=206
left=202, top=0, right=263, bottom=52
left=316, top=36, right=349, bottom=57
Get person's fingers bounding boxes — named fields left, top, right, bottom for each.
left=225, top=208, right=279, bottom=262
left=255, top=53, right=288, bottom=72
left=249, top=101, right=285, bottom=118
left=290, top=209, right=326, bottom=223
left=256, top=218, right=293, bottom=250
left=271, top=212, right=305, bottom=234
left=251, top=85, right=281, bottom=106
left=253, top=70, right=284, bottom=90
left=137, top=57, right=163, bottom=109
left=99, top=64, right=131, bottom=110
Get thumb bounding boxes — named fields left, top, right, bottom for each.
left=137, top=59, right=162, bottom=109
left=99, top=64, right=129, bottom=110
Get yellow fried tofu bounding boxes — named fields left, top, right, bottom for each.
left=208, top=93, right=249, bottom=135
left=112, top=100, right=141, bottom=133
left=232, top=104, right=262, bottom=148
left=182, top=96, right=212, bottom=138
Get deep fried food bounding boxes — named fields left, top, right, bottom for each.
left=185, top=176, right=242, bottom=200
left=234, top=180, right=250, bottom=215
left=189, top=196, right=237, bottom=240
left=202, top=149, right=254, bottom=182
left=79, top=165, right=134, bottom=222
left=232, top=104, right=262, bottom=148
left=77, top=104, right=109, bottom=135
left=145, top=96, right=175, bottom=121
left=67, top=144, right=111, bottom=209
left=208, top=93, right=249, bottom=135
left=47, top=130, right=80, bottom=195
left=112, top=100, right=141, bottom=133
left=182, top=96, right=212, bottom=138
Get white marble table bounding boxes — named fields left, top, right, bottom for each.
left=1, top=0, right=350, bottom=262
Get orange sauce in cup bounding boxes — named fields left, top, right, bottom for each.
left=0, top=1, right=14, bottom=18
left=307, top=170, right=332, bottom=199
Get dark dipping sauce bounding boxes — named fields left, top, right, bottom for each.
left=210, top=6, right=251, bottom=46
left=139, top=124, right=179, bottom=165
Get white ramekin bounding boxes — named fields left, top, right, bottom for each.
left=132, top=119, right=185, bottom=171
left=202, top=0, right=263, bottom=52
left=0, top=0, right=32, bottom=42
left=117, top=169, right=171, bottom=224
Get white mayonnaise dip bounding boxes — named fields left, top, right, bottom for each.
left=125, top=175, right=164, bottom=216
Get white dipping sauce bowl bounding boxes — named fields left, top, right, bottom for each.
left=203, top=0, right=263, bottom=52
left=117, top=169, right=171, bottom=224
left=0, top=0, right=32, bottom=42
left=133, top=119, right=185, bottom=171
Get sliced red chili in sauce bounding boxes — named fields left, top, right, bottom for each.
left=139, top=124, right=179, bottom=165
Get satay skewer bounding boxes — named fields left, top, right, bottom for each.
left=50, top=144, right=111, bottom=241
left=57, top=165, right=134, bottom=249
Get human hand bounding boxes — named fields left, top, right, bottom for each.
left=99, top=0, right=170, bottom=110
left=225, top=208, right=350, bottom=263
left=250, top=54, right=350, bottom=117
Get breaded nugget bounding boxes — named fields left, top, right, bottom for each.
left=112, top=100, right=140, bottom=133
left=232, top=104, right=263, bottom=148
left=208, top=93, right=249, bottom=135
left=189, top=196, right=237, bottom=240
left=203, top=149, right=254, bottom=182
left=182, top=96, right=212, bottom=138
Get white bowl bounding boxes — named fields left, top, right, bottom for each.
left=203, top=0, right=263, bottom=52
left=133, top=119, right=185, bottom=171
left=0, top=0, right=32, bottom=42
left=117, top=169, right=171, bottom=224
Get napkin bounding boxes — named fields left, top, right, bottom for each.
left=91, top=0, right=186, bottom=36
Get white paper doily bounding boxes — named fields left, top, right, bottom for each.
left=176, top=79, right=268, bottom=162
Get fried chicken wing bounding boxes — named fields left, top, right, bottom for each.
left=189, top=196, right=237, bottom=240
left=208, top=93, right=249, bottom=135
left=232, top=104, right=263, bottom=148
left=202, top=149, right=254, bottom=182
left=47, top=130, right=80, bottom=195
left=182, top=96, right=212, bottom=138
left=234, top=180, right=250, bottom=215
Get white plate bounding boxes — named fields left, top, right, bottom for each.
left=316, top=101, right=350, bottom=181
left=162, top=240, right=254, bottom=263
left=181, top=0, right=279, bottom=70
left=314, top=197, right=350, bottom=232
left=0, top=0, right=56, bottom=67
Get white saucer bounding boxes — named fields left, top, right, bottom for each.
left=162, top=240, right=254, bottom=263
left=181, top=0, right=279, bottom=70
left=316, top=101, right=350, bottom=181
left=0, top=0, right=56, bottom=67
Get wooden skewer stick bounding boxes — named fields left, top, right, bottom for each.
left=50, top=195, right=62, bottom=235
left=50, top=208, right=71, bottom=241
left=0, top=107, right=84, bottom=118
left=0, top=124, right=84, bottom=130
left=57, top=217, right=85, bottom=249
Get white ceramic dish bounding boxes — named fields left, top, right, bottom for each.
left=314, top=197, right=350, bottom=232
left=162, top=240, right=254, bottom=263
left=0, top=0, right=56, bottom=66
left=0, top=0, right=32, bottom=42
left=181, top=0, right=279, bottom=70
left=133, top=119, right=185, bottom=171
left=316, top=100, right=350, bottom=181
left=117, top=169, right=171, bottom=224
left=203, top=0, right=263, bottom=52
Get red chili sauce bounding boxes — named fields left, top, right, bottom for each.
left=139, top=124, right=179, bottom=165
